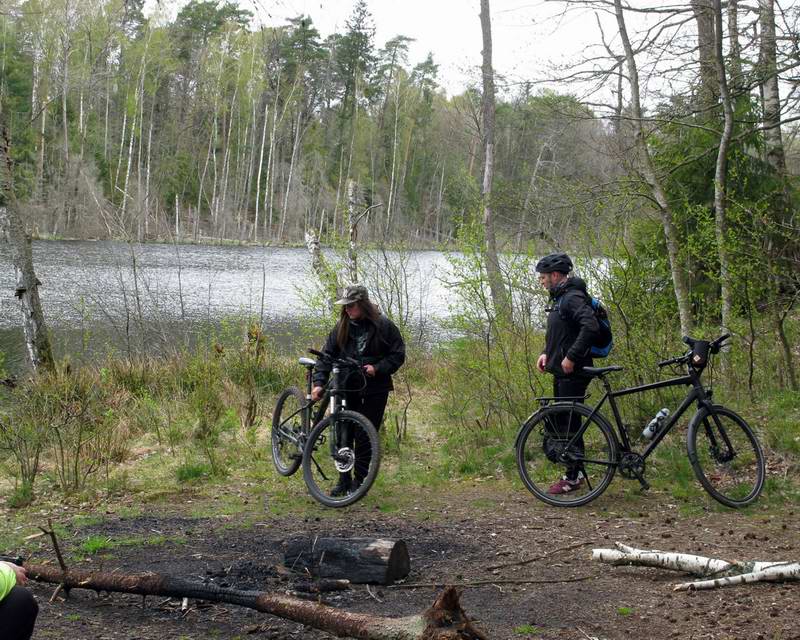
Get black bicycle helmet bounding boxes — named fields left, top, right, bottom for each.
left=535, top=252, right=573, bottom=274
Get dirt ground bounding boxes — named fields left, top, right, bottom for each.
left=22, top=483, right=800, bottom=640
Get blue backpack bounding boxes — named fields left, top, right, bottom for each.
left=556, top=292, right=614, bottom=358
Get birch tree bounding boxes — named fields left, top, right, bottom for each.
left=478, top=0, right=510, bottom=319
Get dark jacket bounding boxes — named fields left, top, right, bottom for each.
left=542, top=277, right=600, bottom=378
left=312, top=314, right=406, bottom=395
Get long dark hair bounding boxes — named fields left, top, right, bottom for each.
left=336, top=299, right=381, bottom=349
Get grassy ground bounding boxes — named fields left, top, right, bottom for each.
left=1, top=366, right=798, bottom=555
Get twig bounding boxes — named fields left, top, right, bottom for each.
left=39, top=519, right=67, bottom=573
left=365, top=584, right=383, bottom=603
left=39, top=518, right=69, bottom=601
left=391, top=575, right=595, bottom=589
left=486, top=540, right=594, bottom=571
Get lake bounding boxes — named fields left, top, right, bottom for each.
left=0, top=240, right=458, bottom=371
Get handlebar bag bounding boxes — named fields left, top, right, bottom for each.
left=691, top=340, right=710, bottom=369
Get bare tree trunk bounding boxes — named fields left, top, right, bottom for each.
left=692, top=0, right=718, bottom=114
left=759, top=0, right=785, bottom=174
left=759, top=0, right=798, bottom=390
left=0, top=125, right=54, bottom=371
left=712, top=0, right=734, bottom=339
left=517, top=138, right=554, bottom=251
left=279, top=109, right=302, bottom=241
left=254, top=99, right=269, bottom=243
left=614, top=0, right=694, bottom=336
left=265, top=76, right=281, bottom=241
left=386, top=77, right=401, bottom=231
left=347, top=179, right=358, bottom=283
left=27, top=564, right=486, bottom=640
left=479, top=0, right=510, bottom=319
left=435, top=161, right=445, bottom=242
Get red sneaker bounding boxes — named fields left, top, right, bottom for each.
left=547, top=476, right=584, bottom=495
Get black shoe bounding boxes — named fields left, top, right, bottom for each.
left=330, top=473, right=352, bottom=497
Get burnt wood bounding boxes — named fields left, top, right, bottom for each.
left=284, top=537, right=410, bottom=585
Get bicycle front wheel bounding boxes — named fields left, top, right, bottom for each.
left=687, top=405, right=765, bottom=508
left=271, top=386, right=304, bottom=477
left=302, top=410, right=381, bottom=508
left=516, top=403, right=618, bottom=507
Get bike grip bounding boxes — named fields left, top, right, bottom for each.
left=0, top=555, right=24, bottom=566
left=681, top=335, right=693, bottom=345
left=308, top=348, right=324, bottom=357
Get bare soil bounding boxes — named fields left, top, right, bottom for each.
left=24, top=483, right=800, bottom=640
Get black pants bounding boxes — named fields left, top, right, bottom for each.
left=553, top=376, right=590, bottom=481
left=0, top=586, right=38, bottom=640
left=344, top=391, right=388, bottom=483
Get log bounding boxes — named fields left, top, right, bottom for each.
left=284, top=537, right=411, bottom=586
left=592, top=542, right=800, bottom=591
left=26, top=564, right=486, bottom=640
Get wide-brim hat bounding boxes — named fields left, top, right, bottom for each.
left=334, top=284, right=369, bottom=305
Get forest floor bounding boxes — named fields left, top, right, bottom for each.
left=14, top=475, right=800, bottom=640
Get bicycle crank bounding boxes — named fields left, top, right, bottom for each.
left=619, top=452, right=650, bottom=489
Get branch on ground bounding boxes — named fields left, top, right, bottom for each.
left=26, top=564, right=487, bottom=639
left=592, top=542, right=800, bottom=591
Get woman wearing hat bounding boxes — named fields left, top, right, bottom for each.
left=311, top=285, right=406, bottom=496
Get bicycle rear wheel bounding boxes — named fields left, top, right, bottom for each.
left=271, top=386, right=304, bottom=477
left=302, top=409, right=381, bottom=508
left=687, top=405, right=765, bottom=508
left=516, top=403, right=618, bottom=507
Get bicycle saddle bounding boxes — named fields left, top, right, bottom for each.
left=298, top=357, right=316, bottom=367
left=582, top=365, right=623, bottom=376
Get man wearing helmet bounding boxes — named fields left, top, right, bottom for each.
left=535, top=252, right=600, bottom=494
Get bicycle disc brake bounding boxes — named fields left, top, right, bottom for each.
left=333, top=447, right=355, bottom=473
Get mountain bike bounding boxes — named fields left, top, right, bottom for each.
left=271, top=349, right=381, bottom=508
left=515, top=334, right=765, bottom=508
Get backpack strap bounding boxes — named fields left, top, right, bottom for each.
left=554, top=289, right=589, bottom=321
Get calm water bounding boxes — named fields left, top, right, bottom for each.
left=0, top=240, right=456, bottom=371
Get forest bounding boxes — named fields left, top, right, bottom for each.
left=1, top=0, right=800, bottom=638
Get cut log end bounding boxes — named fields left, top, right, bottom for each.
left=284, top=537, right=411, bottom=585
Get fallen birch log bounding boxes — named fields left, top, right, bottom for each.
left=284, top=537, right=410, bottom=585
left=27, top=563, right=486, bottom=640
left=592, top=542, right=800, bottom=591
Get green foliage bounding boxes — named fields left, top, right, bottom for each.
left=80, top=535, right=114, bottom=555
left=514, top=625, right=543, bottom=636
left=6, top=483, right=34, bottom=509
left=176, top=461, right=212, bottom=483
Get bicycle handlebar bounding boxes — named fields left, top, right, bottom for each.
left=308, top=348, right=362, bottom=369
left=658, top=333, right=731, bottom=369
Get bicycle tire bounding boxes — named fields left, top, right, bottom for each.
left=687, top=405, right=765, bottom=508
left=302, top=409, right=381, bottom=508
left=271, top=386, right=305, bottom=477
left=516, top=403, right=618, bottom=507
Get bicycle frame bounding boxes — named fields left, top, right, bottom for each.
left=559, top=367, right=715, bottom=462
left=277, top=359, right=363, bottom=451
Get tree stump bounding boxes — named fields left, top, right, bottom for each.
left=284, top=537, right=410, bottom=585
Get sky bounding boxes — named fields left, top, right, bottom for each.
left=152, top=0, right=617, bottom=97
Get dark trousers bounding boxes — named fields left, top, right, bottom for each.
left=344, top=391, right=388, bottom=483
left=554, top=376, right=590, bottom=480
left=0, top=586, right=38, bottom=640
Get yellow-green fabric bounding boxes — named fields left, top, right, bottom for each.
left=0, top=562, right=17, bottom=601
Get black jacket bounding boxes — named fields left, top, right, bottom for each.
left=542, top=277, right=600, bottom=378
left=312, top=314, right=406, bottom=395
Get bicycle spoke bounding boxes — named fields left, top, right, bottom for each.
left=517, top=404, right=617, bottom=507
left=689, top=407, right=764, bottom=508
